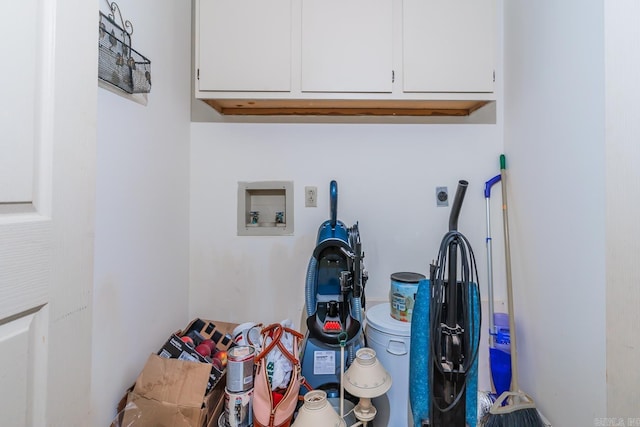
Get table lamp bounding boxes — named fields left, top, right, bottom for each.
left=292, top=347, right=391, bottom=427
left=291, top=390, right=346, bottom=427
left=343, top=348, right=392, bottom=425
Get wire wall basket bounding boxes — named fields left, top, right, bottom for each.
left=98, top=6, right=151, bottom=94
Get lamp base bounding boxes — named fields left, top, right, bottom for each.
left=353, top=398, right=377, bottom=423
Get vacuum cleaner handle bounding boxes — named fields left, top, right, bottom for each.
left=330, top=180, right=338, bottom=228
left=445, top=179, right=468, bottom=330
left=449, top=180, right=469, bottom=231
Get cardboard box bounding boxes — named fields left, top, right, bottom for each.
left=113, top=319, right=239, bottom=427
left=157, top=334, right=224, bottom=393
left=120, top=354, right=220, bottom=427
left=159, top=319, right=239, bottom=393
left=180, top=318, right=236, bottom=350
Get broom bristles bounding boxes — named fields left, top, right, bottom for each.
left=482, top=407, right=546, bottom=427
left=481, top=390, right=546, bottom=427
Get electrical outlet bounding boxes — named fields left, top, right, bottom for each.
left=436, top=186, right=448, bottom=207
left=305, top=186, right=317, bottom=207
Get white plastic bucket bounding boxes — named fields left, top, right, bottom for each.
left=365, top=303, right=412, bottom=427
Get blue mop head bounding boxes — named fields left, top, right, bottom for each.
left=489, top=347, right=512, bottom=397
left=490, top=313, right=512, bottom=398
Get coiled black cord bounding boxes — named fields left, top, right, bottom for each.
left=429, top=230, right=482, bottom=413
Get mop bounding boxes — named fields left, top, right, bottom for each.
left=483, top=155, right=545, bottom=427
left=484, top=174, right=511, bottom=398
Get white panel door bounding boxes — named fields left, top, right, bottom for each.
left=403, top=0, right=495, bottom=93
left=197, top=0, right=292, bottom=92
left=1, top=0, right=94, bottom=425
left=0, top=312, right=47, bottom=425
left=301, top=0, right=393, bottom=93
left=0, top=0, right=36, bottom=202
left=0, top=0, right=51, bottom=424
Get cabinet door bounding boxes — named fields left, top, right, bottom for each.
left=197, top=0, right=292, bottom=92
left=301, top=0, right=393, bottom=93
left=403, top=0, right=495, bottom=93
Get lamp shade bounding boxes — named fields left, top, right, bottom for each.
left=291, top=390, right=346, bottom=427
left=343, top=348, right=392, bottom=398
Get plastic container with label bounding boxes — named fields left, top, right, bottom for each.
left=389, top=272, right=425, bottom=322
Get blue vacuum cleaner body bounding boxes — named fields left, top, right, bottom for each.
left=300, top=180, right=367, bottom=398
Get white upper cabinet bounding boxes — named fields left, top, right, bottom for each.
left=197, top=0, right=292, bottom=92
left=403, top=0, right=496, bottom=93
left=301, top=0, right=393, bottom=93
left=194, top=0, right=497, bottom=116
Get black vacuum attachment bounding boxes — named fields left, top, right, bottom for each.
left=428, top=180, right=481, bottom=426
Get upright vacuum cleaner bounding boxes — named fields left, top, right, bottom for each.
left=410, top=180, right=482, bottom=427
left=300, top=180, right=368, bottom=399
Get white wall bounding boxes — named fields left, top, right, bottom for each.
left=92, top=1, right=192, bottom=425
left=46, top=1, right=98, bottom=424
left=605, top=1, right=640, bottom=418
left=190, top=121, right=505, bottom=391
left=504, top=1, right=607, bottom=425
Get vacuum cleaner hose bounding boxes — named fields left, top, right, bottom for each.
left=305, top=256, right=318, bottom=317
left=349, top=296, right=364, bottom=364
left=429, top=230, right=482, bottom=414
left=449, top=180, right=469, bottom=232
left=350, top=295, right=362, bottom=324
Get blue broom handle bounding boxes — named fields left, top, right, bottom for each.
left=484, top=174, right=501, bottom=198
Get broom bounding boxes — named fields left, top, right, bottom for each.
left=483, top=154, right=545, bottom=427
